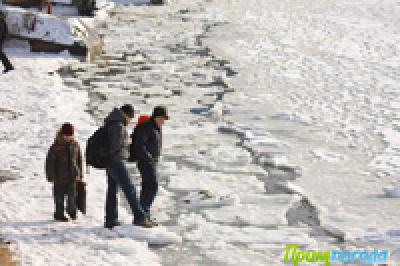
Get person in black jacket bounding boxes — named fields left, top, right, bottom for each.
left=0, top=13, right=14, bottom=73
left=104, top=104, right=154, bottom=229
left=133, top=106, right=168, bottom=224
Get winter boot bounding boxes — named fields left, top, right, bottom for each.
left=134, top=218, right=155, bottom=228
left=104, top=221, right=122, bottom=229
left=54, top=214, right=69, bottom=222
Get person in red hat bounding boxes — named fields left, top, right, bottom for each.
left=45, top=123, right=83, bottom=222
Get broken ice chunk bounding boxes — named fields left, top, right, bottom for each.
left=383, top=186, right=400, bottom=198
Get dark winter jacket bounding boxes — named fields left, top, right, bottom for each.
left=132, top=118, right=162, bottom=163
left=105, top=108, right=130, bottom=163
left=45, top=134, right=83, bottom=183
left=0, top=16, right=7, bottom=44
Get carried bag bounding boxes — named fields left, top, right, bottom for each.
left=76, top=180, right=87, bottom=214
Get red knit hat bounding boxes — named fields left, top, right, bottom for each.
left=61, top=123, right=74, bottom=136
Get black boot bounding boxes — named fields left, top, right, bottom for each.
left=104, top=221, right=122, bottom=229
left=3, top=67, right=14, bottom=73
left=134, top=218, right=155, bottom=228
left=54, top=214, right=69, bottom=222
left=69, top=212, right=77, bottom=220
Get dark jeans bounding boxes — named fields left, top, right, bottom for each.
left=137, top=161, right=158, bottom=217
left=53, top=180, right=76, bottom=218
left=0, top=44, right=13, bottom=72
left=105, top=161, right=146, bottom=225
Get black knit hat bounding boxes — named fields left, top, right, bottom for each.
left=152, top=106, right=169, bottom=120
left=120, top=104, right=135, bottom=118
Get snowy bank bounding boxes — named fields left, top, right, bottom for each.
left=0, top=47, right=173, bottom=265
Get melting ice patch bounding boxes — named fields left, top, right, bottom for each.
left=309, top=149, right=347, bottom=163
left=184, top=222, right=315, bottom=247
left=114, top=225, right=182, bottom=245
left=383, top=186, right=400, bottom=198
left=370, top=127, right=400, bottom=177
left=181, top=191, right=238, bottom=208
left=180, top=144, right=259, bottom=173
left=202, top=194, right=301, bottom=227
left=271, top=112, right=300, bottom=121
left=168, top=169, right=265, bottom=194
left=348, top=228, right=400, bottom=246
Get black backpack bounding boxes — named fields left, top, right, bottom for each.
left=76, top=0, right=96, bottom=16
left=86, top=125, right=111, bottom=169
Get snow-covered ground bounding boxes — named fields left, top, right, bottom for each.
left=0, top=43, right=180, bottom=265
left=1, top=0, right=400, bottom=265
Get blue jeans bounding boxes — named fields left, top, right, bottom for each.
left=137, top=161, right=159, bottom=217
left=105, top=161, right=146, bottom=225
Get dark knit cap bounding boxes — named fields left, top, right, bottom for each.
left=120, top=104, right=135, bottom=118
left=61, top=123, right=74, bottom=136
left=152, top=106, right=169, bottom=120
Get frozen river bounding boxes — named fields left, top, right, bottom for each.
left=203, top=0, right=400, bottom=254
